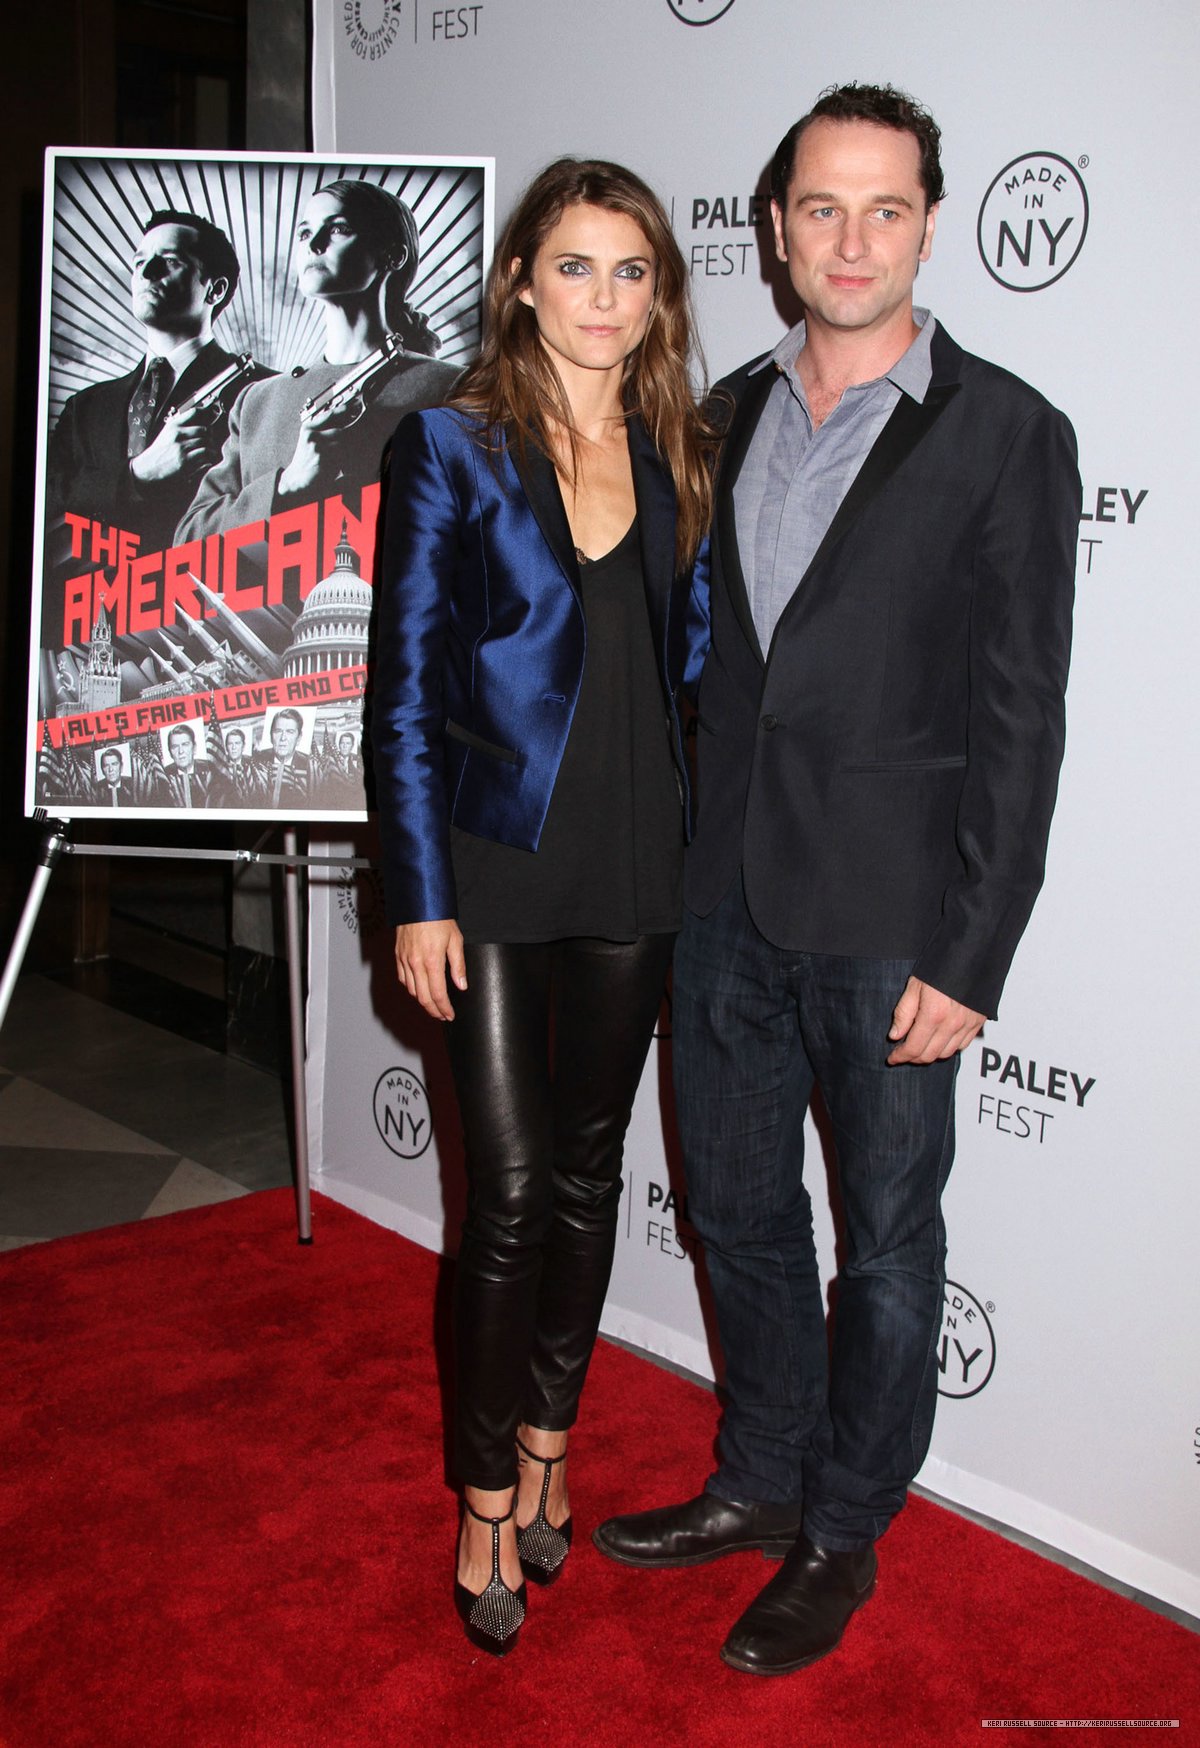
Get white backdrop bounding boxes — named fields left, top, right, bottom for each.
left=305, top=0, right=1199, bottom=1616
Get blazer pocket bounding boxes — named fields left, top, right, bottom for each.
left=840, top=755, right=967, bottom=773
left=445, top=719, right=519, bottom=764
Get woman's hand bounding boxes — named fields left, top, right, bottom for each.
left=394, top=920, right=467, bottom=1021
left=278, top=404, right=357, bottom=497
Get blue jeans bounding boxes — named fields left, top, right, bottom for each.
left=673, top=877, right=958, bottom=1552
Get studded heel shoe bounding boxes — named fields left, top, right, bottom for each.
left=515, top=1436, right=574, bottom=1586
left=454, top=1499, right=527, bottom=1657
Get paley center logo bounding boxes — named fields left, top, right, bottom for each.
left=343, top=0, right=404, bottom=62
left=373, top=1065, right=432, bottom=1159
left=666, top=0, right=737, bottom=24
left=977, top=152, right=1089, bottom=291
left=937, top=1282, right=996, bottom=1399
left=335, top=865, right=387, bottom=938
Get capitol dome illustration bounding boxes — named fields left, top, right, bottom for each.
left=281, top=521, right=372, bottom=676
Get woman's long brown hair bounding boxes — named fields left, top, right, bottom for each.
left=451, top=158, right=716, bottom=568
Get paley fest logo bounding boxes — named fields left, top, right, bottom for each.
left=374, top=1066, right=432, bottom=1159
left=642, top=1175, right=698, bottom=1263
left=667, top=0, right=737, bottom=23
left=938, top=1282, right=996, bottom=1399
left=1078, top=480, right=1149, bottom=577
left=976, top=1044, right=1096, bottom=1146
left=343, top=0, right=403, bottom=61
left=977, top=152, right=1089, bottom=291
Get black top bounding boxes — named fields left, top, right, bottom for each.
left=451, top=516, right=682, bottom=944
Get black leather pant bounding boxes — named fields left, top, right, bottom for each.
left=443, top=933, right=675, bottom=1491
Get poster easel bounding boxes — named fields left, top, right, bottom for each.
left=0, top=813, right=374, bottom=1245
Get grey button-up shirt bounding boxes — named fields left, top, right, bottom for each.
left=735, top=308, right=936, bottom=655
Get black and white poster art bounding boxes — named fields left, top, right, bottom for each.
left=26, top=149, right=492, bottom=819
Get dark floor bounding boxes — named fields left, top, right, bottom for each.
left=0, top=937, right=292, bottom=1251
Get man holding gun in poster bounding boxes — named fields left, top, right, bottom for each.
left=46, top=209, right=267, bottom=559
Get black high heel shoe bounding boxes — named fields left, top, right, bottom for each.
left=515, top=1436, right=574, bottom=1586
left=454, top=1499, right=527, bottom=1656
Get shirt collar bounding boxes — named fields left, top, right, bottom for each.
left=751, top=307, right=936, bottom=405
left=146, top=336, right=206, bottom=378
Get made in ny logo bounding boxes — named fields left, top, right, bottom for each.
left=977, top=151, right=1089, bottom=291
left=937, top=1281, right=996, bottom=1399
left=667, top=0, right=737, bottom=24
left=373, top=1066, right=432, bottom=1159
left=343, top=0, right=404, bottom=62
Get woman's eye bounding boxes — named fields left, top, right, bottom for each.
left=617, top=264, right=646, bottom=281
left=559, top=259, right=588, bottom=276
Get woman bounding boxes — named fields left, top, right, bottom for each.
left=372, top=159, right=713, bottom=1657
left=177, top=178, right=458, bottom=543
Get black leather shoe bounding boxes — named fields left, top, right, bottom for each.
left=592, top=1493, right=804, bottom=1568
left=719, top=1534, right=876, bottom=1675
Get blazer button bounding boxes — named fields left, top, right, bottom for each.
left=760, top=713, right=778, bottom=732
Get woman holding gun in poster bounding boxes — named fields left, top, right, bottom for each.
left=372, top=159, right=714, bottom=1658
left=178, top=179, right=457, bottom=545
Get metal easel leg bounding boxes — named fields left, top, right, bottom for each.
left=0, top=818, right=70, bottom=1035
left=283, top=827, right=313, bottom=1244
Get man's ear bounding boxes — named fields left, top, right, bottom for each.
left=770, top=200, right=788, bottom=265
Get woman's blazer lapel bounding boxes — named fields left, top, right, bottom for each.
left=627, top=415, right=679, bottom=671
left=508, top=439, right=582, bottom=602
left=506, top=418, right=680, bottom=676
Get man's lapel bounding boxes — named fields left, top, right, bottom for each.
left=718, top=327, right=968, bottom=662
left=793, top=377, right=962, bottom=591
left=715, top=365, right=776, bottom=664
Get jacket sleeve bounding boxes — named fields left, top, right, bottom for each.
left=371, top=410, right=462, bottom=925
left=911, top=403, right=1080, bottom=1017
left=47, top=391, right=136, bottom=530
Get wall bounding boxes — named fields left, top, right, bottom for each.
left=305, top=0, right=1199, bottom=1616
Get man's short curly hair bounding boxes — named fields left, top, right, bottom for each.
left=770, top=83, right=945, bottom=212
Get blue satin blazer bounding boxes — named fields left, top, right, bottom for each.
left=372, top=407, right=711, bottom=925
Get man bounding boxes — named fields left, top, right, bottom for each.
left=96, top=747, right=133, bottom=806
left=47, top=208, right=265, bottom=558
left=595, top=85, right=1079, bottom=1676
left=159, top=723, right=211, bottom=809
left=214, top=725, right=255, bottom=804
left=254, top=708, right=311, bottom=808
left=334, top=731, right=360, bottom=778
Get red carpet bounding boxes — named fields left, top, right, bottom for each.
left=1, top=1191, right=1194, bottom=1748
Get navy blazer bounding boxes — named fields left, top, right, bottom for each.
left=372, top=407, right=710, bottom=925
left=689, top=324, right=1080, bottom=1018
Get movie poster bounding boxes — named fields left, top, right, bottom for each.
left=26, top=150, right=492, bottom=820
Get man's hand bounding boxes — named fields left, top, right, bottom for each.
left=887, top=976, right=985, bottom=1066
left=394, top=920, right=467, bottom=1022
left=129, top=414, right=213, bottom=482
